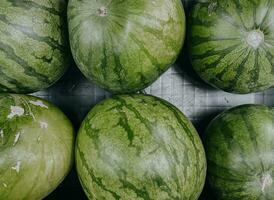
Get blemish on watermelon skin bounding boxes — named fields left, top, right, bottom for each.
left=29, top=100, right=48, bottom=109
left=13, top=132, right=21, bottom=146
left=39, top=121, right=48, bottom=129
left=11, top=161, right=21, bottom=174
left=7, top=106, right=25, bottom=119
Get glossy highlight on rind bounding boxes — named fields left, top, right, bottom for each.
left=0, top=94, right=74, bottom=200
left=76, top=94, right=206, bottom=200
left=189, top=0, right=274, bottom=94
left=205, top=104, right=274, bottom=200
left=0, top=0, right=70, bottom=93
left=68, top=0, right=186, bottom=93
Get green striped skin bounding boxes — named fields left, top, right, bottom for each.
left=76, top=94, right=206, bottom=200
left=0, top=0, right=69, bottom=93
left=68, top=0, right=185, bottom=93
left=205, top=105, right=274, bottom=200
left=189, top=0, right=274, bottom=94
left=0, top=94, right=74, bottom=200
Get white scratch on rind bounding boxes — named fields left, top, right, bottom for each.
left=39, top=121, right=48, bottom=129
left=7, top=106, right=25, bottom=119
left=29, top=100, right=48, bottom=109
left=13, top=132, right=21, bottom=146
left=11, top=161, right=21, bottom=173
left=0, top=130, right=4, bottom=145
left=0, top=130, right=3, bottom=139
left=2, top=183, right=7, bottom=188
left=261, top=174, right=273, bottom=193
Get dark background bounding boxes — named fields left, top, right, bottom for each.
left=42, top=0, right=218, bottom=199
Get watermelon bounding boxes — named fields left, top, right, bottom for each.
left=68, top=0, right=186, bottom=93
left=189, top=0, right=274, bottom=94
left=205, top=104, right=274, bottom=199
left=0, top=94, right=74, bottom=200
left=76, top=94, right=206, bottom=200
left=0, top=0, right=69, bottom=94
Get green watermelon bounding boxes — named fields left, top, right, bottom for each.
left=76, top=94, right=206, bottom=200
left=0, top=94, right=74, bottom=200
left=189, top=0, right=274, bottom=94
left=68, top=0, right=185, bottom=93
left=205, top=104, right=274, bottom=199
left=0, top=0, right=69, bottom=94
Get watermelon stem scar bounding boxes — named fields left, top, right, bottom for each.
left=246, top=30, right=264, bottom=50
left=98, top=7, right=107, bottom=17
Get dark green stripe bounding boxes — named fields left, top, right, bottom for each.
left=191, top=6, right=245, bottom=32
left=117, top=112, right=135, bottom=145
left=112, top=48, right=126, bottom=90
left=261, top=46, right=274, bottom=75
left=260, top=0, right=272, bottom=29
left=111, top=12, right=178, bottom=49
left=191, top=43, right=240, bottom=61
left=78, top=175, right=94, bottom=200
left=6, top=0, right=63, bottom=16
left=0, top=66, right=33, bottom=92
left=156, top=98, right=205, bottom=192
left=211, top=46, right=249, bottom=90
left=231, top=0, right=248, bottom=30
left=227, top=50, right=252, bottom=90
left=83, top=124, right=101, bottom=158
left=208, top=159, right=254, bottom=180
left=152, top=173, right=179, bottom=200
left=250, top=50, right=260, bottom=90
left=0, top=14, right=64, bottom=52
left=214, top=47, right=247, bottom=80
left=191, top=36, right=241, bottom=46
left=252, top=1, right=257, bottom=29
left=129, top=33, right=162, bottom=73
left=0, top=41, right=50, bottom=83
left=112, top=96, right=151, bottom=131
left=117, top=169, right=152, bottom=200
left=111, top=19, right=162, bottom=73
left=218, top=117, right=255, bottom=171
left=77, top=147, right=121, bottom=200
left=240, top=112, right=265, bottom=172
left=101, top=32, right=108, bottom=80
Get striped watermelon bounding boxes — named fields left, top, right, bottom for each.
left=205, top=104, right=274, bottom=199
left=189, top=0, right=274, bottom=94
left=68, top=0, right=185, bottom=93
left=76, top=94, right=206, bottom=200
left=0, top=94, right=74, bottom=200
left=0, top=0, right=69, bottom=93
